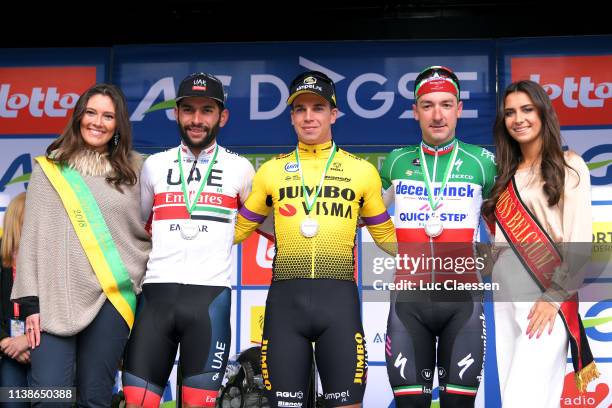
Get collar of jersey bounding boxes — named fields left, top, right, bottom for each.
left=420, top=138, right=456, bottom=156
left=180, top=142, right=218, bottom=161
left=297, top=140, right=335, bottom=158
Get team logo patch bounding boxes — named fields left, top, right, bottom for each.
left=279, top=204, right=297, bottom=217
left=411, top=158, right=421, bottom=167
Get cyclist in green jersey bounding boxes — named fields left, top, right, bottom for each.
left=380, top=66, right=496, bottom=408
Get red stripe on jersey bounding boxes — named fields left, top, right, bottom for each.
left=153, top=192, right=238, bottom=209
left=152, top=192, right=238, bottom=221
left=153, top=205, right=190, bottom=220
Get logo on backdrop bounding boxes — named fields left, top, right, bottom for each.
left=583, top=144, right=612, bottom=186
left=511, top=55, right=612, bottom=126
left=0, top=67, right=97, bottom=134
left=583, top=301, right=612, bottom=343
left=250, top=306, right=266, bottom=344
left=560, top=372, right=610, bottom=407
left=130, top=57, right=480, bottom=122
left=240, top=234, right=274, bottom=285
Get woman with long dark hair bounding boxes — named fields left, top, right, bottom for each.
left=482, top=80, right=598, bottom=407
left=11, top=83, right=151, bottom=407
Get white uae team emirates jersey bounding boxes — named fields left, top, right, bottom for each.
left=140, top=143, right=255, bottom=286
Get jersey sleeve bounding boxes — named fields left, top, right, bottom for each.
left=379, top=150, right=397, bottom=209
left=360, top=162, right=397, bottom=254
left=234, top=162, right=273, bottom=244
left=379, top=150, right=396, bottom=191
left=237, top=157, right=256, bottom=206
left=480, top=147, right=497, bottom=199
left=140, top=156, right=156, bottom=227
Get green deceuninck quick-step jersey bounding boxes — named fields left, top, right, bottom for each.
left=380, top=137, right=496, bottom=244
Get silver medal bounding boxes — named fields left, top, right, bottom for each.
left=300, top=217, right=319, bottom=238
left=424, top=213, right=443, bottom=238
left=181, top=219, right=199, bottom=240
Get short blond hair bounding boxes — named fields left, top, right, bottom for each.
left=1, top=192, right=26, bottom=268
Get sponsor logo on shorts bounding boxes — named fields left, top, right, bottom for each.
left=438, top=366, right=447, bottom=379
left=276, top=391, right=303, bottom=400
left=353, top=332, right=367, bottom=384
left=278, top=402, right=302, bottom=407
left=421, top=368, right=432, bottom=380
left=324, top=390, right=350, bottom=402
left=261, top=338, right=272, bottom=390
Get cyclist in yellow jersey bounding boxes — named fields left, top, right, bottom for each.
left=234, top=71, right=396, bottom=408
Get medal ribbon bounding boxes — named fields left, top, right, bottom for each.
left=295, top=142, right=337, bottom=215
left=419, top=140, right=458, bottom=212
left=178, top=145, right=219, bottom=216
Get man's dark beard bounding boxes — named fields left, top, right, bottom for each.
left=178, top=121, right=221, bottom=151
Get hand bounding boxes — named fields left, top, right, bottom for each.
left=2, top=335, right=30, bottom=358
left=25, top=314, right=41, bottom=349
left=526, top=299, right=558, bottom=339
left=0, top=337, right=11, bottom=354
left=15, top=349, right=31, bottom=364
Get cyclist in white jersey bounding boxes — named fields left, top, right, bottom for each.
left=122, top=73, right=254, bottom=408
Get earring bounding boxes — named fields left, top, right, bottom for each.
left=113, top=133, right=119, bottom=146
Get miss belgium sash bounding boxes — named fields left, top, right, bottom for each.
left=495, top=177, right=599, bottom=392
left=36, top=157, right=136, bottom=329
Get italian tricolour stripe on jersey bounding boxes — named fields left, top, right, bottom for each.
left=393, top=180, right=483, bottom=243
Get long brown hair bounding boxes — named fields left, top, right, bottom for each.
left=482, top=80, right=574, bottom=221
left=46, top=83, right=137, bottom=187
left=1, top=192, right=26, bottom=267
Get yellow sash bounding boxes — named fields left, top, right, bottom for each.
left=36, top=157, right=136, bottom=329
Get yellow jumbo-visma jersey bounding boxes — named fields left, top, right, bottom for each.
left=235, top=140, right=396, bottom=281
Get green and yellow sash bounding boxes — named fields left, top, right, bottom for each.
left=36, top=156, right=136, bottom=329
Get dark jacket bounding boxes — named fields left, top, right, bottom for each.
left=1, top=256, right=15, bottom=342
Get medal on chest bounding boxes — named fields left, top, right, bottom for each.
left=419, top=141, right=458, bottom=239
left=180, top=219, right=199, bottom=240
left=424, top=212, right=444, bottom=238
left=300, top=216, right=319, bottom=238
left=294, top=142, right=337, bottom=239
left=177, top=146, right=219, bottom=240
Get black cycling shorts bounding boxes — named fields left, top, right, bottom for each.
left=122, top=283, right=231, bottom=408
left=385, top=291, right=484, bottom=407
left=261, top=279, right=367, bottom=408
